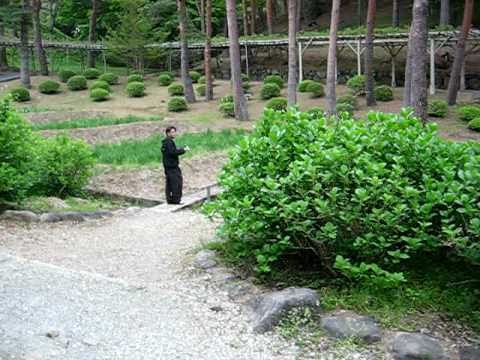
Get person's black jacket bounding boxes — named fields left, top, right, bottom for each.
left=161, top=137, right=185, bottom=169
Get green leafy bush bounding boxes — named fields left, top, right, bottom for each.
left=306, top=107, right=325, bottom=118
left=158, top=74, right=173, bottom=86
left=298, top=80, right=315, bottom=93
left=189, top=71, right=201, bottom=83
left=428, top=100, right=448, bottom=118
left=126, top=81, right=145, bottom=97
left=160, top=71, right=174, bottom=78
left=91, top=80, right=111, bottom=92
left=10, top=87, right=31, bottom=102
left=67, top=75, right=88, bottom=91
left=168, top=96, right=188, bottom=112
left=468, top=118, right=480, bottom=131
left=336, top=102, right=355, bottom=115
left=264, top=74, right=284, bottom=88
left=205, top=108, right=480, bottom=287
left=99, top=72, right=119, bottom=85
left=219, top=102, right=235, bottom=118
left=90, top=88, right=110, bottom=102
left=347, top=75, right=366, bottom=95
left=220, top=95, right=234, bottom=104
left=39, top=80, right=61, bottom=94
left=457, top=105, right=480, bottom=122
left=198, top=75, right=206, bottom=84
left=242, top=74, right=250, bottom=82
left=374, top=85, right=394, bottom=102
left=337, top=94, right=358, bottom=109
left=127, top=74, right=143, bottom=83
left=59, top=69, right=76, bottom=83
left=242, top=81, right=251, bottom=91
left=196, top=84, right=206, bottom=96
left=305, top=81, right=325, bottom=98
left=168, top=83, right=184, bottom=96
left=265, top=97, right=288, bottom=111
left=83, top=68, right=101, bottom=79
left=261, top=83, right=281, bottom=100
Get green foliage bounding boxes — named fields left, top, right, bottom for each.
left=198, top=75, right=206, bottom=84
left=336, top=102, right=355, bottom=115
left=220, top=95, right=234, bottom=104
left=158, top=74, right=173, bottom=86
left=337, top=94, right=358, bottom=109
left=298, top=80, right=315, bottom=93
left=90, top=88, right=110, bottom=102
left=128, top=74, right=144, bottom=83
left=219, top=102, right=235, bottom=118
left=125, top=81, right=145, bottom=97
left=10, top=87, right=31, bottom=102
left=305, top=81, right=325, bottom=98
left=196, top=84, right=206, bottom=96
left=374, top=85, right=394, bottom=102
left=59, top=69, right=77, bottom=83
left=99, top=72, right=119, bottom=85
left=168, top=83, right=185, bottom=96
left=347, top=75, right=366, bottom=96
left=189, top=71, right=201, bottom=83
left=67, top=75, right=88, bottom=91
left=265, top=97, right=288, bottom=112
left=32, top=115, right=162, bottom=131
left=261, top=83, right=281, bottom=100
left=306, top=107, right=325, bottom=118
left=468, top=118, right=480, bottom=132
left=39, top=80, right=61, bottom=95
left=242, top=74, right=250, bottom=82
left=83, top=68, right=101, bottom=79
left=168, top=96, right=188, bottom=112
left=91, top=80, right=111, bottom=92
left=264, top=74, right=284, bottom=89
left=428, top=100, right=448, bottom=118
left=160, top=71, right=175, bottom=79
left=457, top=105, right=480, bottom=122
left=243, top=81, right=251, bottom=91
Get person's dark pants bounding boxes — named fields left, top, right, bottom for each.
left=164, top=167, right=183, bottom=204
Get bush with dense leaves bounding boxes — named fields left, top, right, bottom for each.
left=67, top=75, right=88, bottom=91
left=265, top=97, right=288, bottom=111
left=307, top=107, right=325, bottom=118
left=220, top=95, right=234, bottom=104
left=219, top=101, right=235, bottom=117
left=196, top=84, right=206, bottom=96
left=160, top=71, right=174, bottom=78
left=261, top=83, right=281, bottom=100
left=90, top=88, right=110, bottom=102
left=84, top=68, right=101, bottom=79
left=347, top=75, right=366, bottom=95
left=168, top=96, right=188, bottom=112
left=99, top=72, right=119, bottom=85
left=336, top=102, right=355, bottom=115
left=158, top=74, right=173, bottom=86
left=374, top=85, right=394, bottom=101
left=128, top=74, right=143, bottom=83
left=305, top=81, right=325, bottom=98
left=205, top=108, right=480, bottom=287
left=457, top=105, right=480, bottom=122
left=468, top=118, right=480, bottom=131
left=9, top=87, right=31, bottom=102
left=428, top=100, right=448, bottom=118
left=59, top=69, right=76, bottom=83
left=189, top=71, right=201, bottom=83
left=126, top=81, right=145, bottom=97
left=168, top=83, right=184, bottom=96
left=39, top=80, right=61, bottom=94
left=264, top=74, right=284, bottom=88
left=91, top=80, right=111, bottom=92
left=298, top=80, right=315, bottom=93
left=337, top=94, right=358, bottom=109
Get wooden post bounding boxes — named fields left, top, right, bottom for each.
left=168, top=51, right=172, bottom=72
left=298, top=41, right=303, bottom=82
left=357, top=39, right=362, bottom=75
left=429, top=39, right=435, bottom=95
left=335, top=51, right=338, bottom=84
left=460, top=57, right=466, bottom=91
left=245, top=43, right=249, bottom=78
left=102, top=51, right=107, bottom=72
left=391, top=56, right=396, bottom=87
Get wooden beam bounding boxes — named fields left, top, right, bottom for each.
left=430, top=39, right=435, bottom=95
left=298, top=41, right=303, bottom=82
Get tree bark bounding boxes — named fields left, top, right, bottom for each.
left=242, top=0, right=249, bottom=36
left=447, top=0, right=474, bottom=105
left=440, top=0, right=450, bottom=26
left=0, top=20, right=8, bottom=70
left=196, top=0, right=205, bottom=34
left=226, top=0, right=249, bottom=121
left=326, top=0, right=341, bottom=115
left=250, top=0, right=257, bottom=34
left=365, top=0, right=376, bottom=106
left=48, top=0, right=59, bottom=31
left=403, top=26, right=413, bottom=106
left=20, top=0, right=31, bottom=88
left=87, top=0, right=98, bottom=68
left=266, top=0, right=273, bottom=34
left=296, top=0, right=302, bottom=33
left=32, top=0, right=48, bottom=75
left=204, top=0, right=213, bottom=101
left=357, top=0, right=362, bottom=27
left=287, top=0, right=297, bottom=106
left=178, top=0, right=196, bottom=103
left=392, top=0, right=400, bottom=27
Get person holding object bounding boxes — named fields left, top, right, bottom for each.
left=161, top=126, right=190, bottom=204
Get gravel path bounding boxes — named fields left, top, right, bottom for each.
left=0, top=208, right=297, bottom=359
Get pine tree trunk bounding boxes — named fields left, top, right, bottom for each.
left=204, top=0, right=213, bottom=101
left=357, top=0, right=362, bottom=27
left=326, top=0, right=341, bottom=115
left=0, top=20, right=8, bottom=70
left=87, top=0, right=98, bottom=68
left=296, top=0, right=302, bottom=33
left=365, top=0, right=376, bottom=106
left=48, top=0, right=59, bottom=31
left=403, top=26, right=413, bottom=107
left=226, top=0, right=249, bottom=121
left=447, top=0, right=473, bottom=105
left=178, top=0, right=196, bottom=103
left=250, top=0, right=257, bottom=34
left=242, top=0, right=249, bottom=36
left=440, top=0, right=450, bottom=26
left=287, top=0, right=297, bottom=106
left=197, top=0, right=205, bottom=34
left=266, top=0, right=273, bottom=34
left=392, top=0, right=400, bottom=27
left=32, top=0, right=48, bottom=75
left=20, top=0, right=31, bottom=88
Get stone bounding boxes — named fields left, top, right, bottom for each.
left=0, top=210, right=39, bottom=223
left=44, top=197, right=69, bottom=209
left=320, top=311, right=382, bottom=344
left=460, top=345, right=480, bottom=360
left=224, top=281, right=255, bottom=301
left=249, top=287, right=320, bottom=333
left=39, top=211, right=112, bottom=223
left=387, top=332, right=448, bottom=360
left=193, top=250, right=217, bottom=270
left=46, top=330, right=60, bottom=339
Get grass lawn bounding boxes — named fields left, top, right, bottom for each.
left=32, top=115, right=162, bottom=131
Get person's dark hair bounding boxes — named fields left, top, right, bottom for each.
left=165, top=126, right=177, bottom=135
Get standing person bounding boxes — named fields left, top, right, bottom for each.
left=162, top=126, right=189, bottom=204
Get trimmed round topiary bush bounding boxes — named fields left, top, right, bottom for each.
left=457, top=105, right=480, bottom=122
left=298, top=80, right=315, bottom=93
left=128, top=74, right=143, bottom=83
left=220, top=95, right=234, bottom=104
left=374, top=85, right=394, bottom=102
left=160, top=71, right=174, bottom=78
left=168, top=96, right=188, bottom=112
left=67, top=75, right=88, bottom=91
left=90, top=88, right=110, bottom=102
left=219, top=101, right=235, bottom=118
left=59, top=69, right=76, bottom=83
left=242, top=74, right=250, bottom=82
left=168, top=83, right=184, bottom=96
left=428, top=100, right=448, bottom=118
left=347, top=74, right=366, bottom=95
left=99, top=72, right=119, bottom=85
left=242, top=81, right=251, bottom=91
left=305, top=81, right=325, bottom=98
left=189, top=71, right=201, bottom=83
left=9, top=87, right=30, bottom=102
left=261, top=83, right=281, bottom=100
left=468, top=118, right=480, bottom=131
left=158, top=74, right=173, bottom=86
left=126, top=81, right=145, bottom=97
left=265, top=97, right=288, bottom=112
left=38, top=80, right=61, bottom=94
left=83, top=68, right=101, bottom=80
left=336, top=102, right=355, bottom=115
left=306, top=107, right=325, bottom=118
left=91, top=80, right=111, bottom=92
left=264, top=74, right=284, bottom=88
left=337, top=94, right=358, bottom=109
left=198, top=75, right=206, bottom=84
left=196, top=84, right=206, bottom=96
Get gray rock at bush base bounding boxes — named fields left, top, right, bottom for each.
left=387, top=332, right=448, bottom=360
left=460, top=345, right=480, bottom=360
left=40, top=211, right=112, bottom=223
left=193, top=250, right=217, bottom=269
left=320, top=311, right=382, bottom=344
left=249, top=287, right=321, bottom=333
left=0, top=210, right=40, bottom=223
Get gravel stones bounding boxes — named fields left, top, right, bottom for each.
left=320, top=311, right=382, bottom=344
left=193, top=250, right=218, bottom=269
left=0, top=210, right=40, bottom=223
left=0, top=210, right=113, bottom=223
left=387, top=332, right=449, bottom=360
left=460, top=345, right=480, bottom=360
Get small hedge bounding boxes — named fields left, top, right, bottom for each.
left=59, top=70, right=76, bottom=83
left=91, top=80, right=111, bottom=92
left=67, top=75, right=88, bottom=91
left=457, top=105, right=480, bottom=122
left=99, top=73, right=119, bottom=85
left=428, top=100, right=448, bottom=118
left=220, top=95, right=234, bottom=104
left=374, top=85, right=394, bottom=102
left=219, top=101, right=235, bottom=118
left=90, top=88, right=110, bottom=102
left=128, top=74, right=143, bottom=83
left=243, top=81, right=251, bottom=91
left=468, top=118, right=480, bottom=131
left=261, top=83, right=281, bottom=100
left=196, top=84, right=206, bottom=96
left=265, top=97, right=288, bottom=112
left=168, top=83, right=184, bottom=96
left=39, top=80, right=61, bottom=94
left=347, top=74, right=366, bottom=95
left=298, top=80, right=315, bottom=93
left=10, top=87, right=30, bottom=102
left=337, top=94, right=358, bottom=109
left=168, top=96, right=188, bottom=112
left=126, top=81, right=145, bottom=97
left=336, top=102, right=355, bottom=115
left=264, top=74, right=284, bottom=88
left=160, top=71, right=174, bottom=78
left=305, top=81, right=325, bottom=98
left=158, top=74, right=173, bottom=86
left=307, top=107, right=325, bottom=118
left=84, top=68, right=101, bottom=80
left=189, top=71, right=201, bottom=83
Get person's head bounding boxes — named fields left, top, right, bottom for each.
left=165, top=126, right=177, bottom=139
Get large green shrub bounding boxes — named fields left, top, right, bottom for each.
left=336, top=102, right=355, bottom=115
left=468, top=118, right=480, bottom=131
left=196, top=84, right=206, bottom=96
left=126, top=81, right=145, bottom=97
left=219, top=102, right=235, bottom=118
left=168, top=97, right=188, bottom=112
left=428, top=100, right=448, bottom=118
left=306, top=107, right=325, bottom=118
left=67, top=75, right=88, bottom=91
left=374, top=85, right=394, bottom=102
left=90, top=88, right=110, bottom=102
left=206, top=109, right=480, bottom=286
left=189, top=71, right=201, bottom=83
left=337, top=94, right=358, bottom=109
left=264, top=74, right=284, bottom=88
left=59, top=69, right=76, bottom=83
left=99, top=72, right=119, bottom=85
left=128, top=74, right=143, bottom=83
left=457, top=105, right=480, bottom=122
left=298, top=80, right=315, bottom=93
left=305, top=81, right=325, bottom=98
left=39, top=80, right=61, bottom=94
left=261, top=83, right=281, bottom=100
left=347, top=75, right=366, bottom=95
left=10, top=87, right=31, bottom=102
left=158, top=74, right=173, bottom=86
left=84, top=68, right=101, bottom=80
left=265, top=97, right=288, bottom=111
left=220, top=95, right=234, bottom=104
left=91, top=80, right=111, bottom=92
left=168, top=83, right=184, bottom=96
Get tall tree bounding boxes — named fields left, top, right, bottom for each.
left=204, top=0, right=213, bottom=100
left=48, top=0, right=59, bottom=31
left=178, top=0, right=196, bottom=103
left=242, top=0, right=249, bottom=36
left=447, top=0, right=474, bottom=105
left=392, top=0, right=400, bottom=27
left=296, top=0, right=302, bottom=33
left=19, top=0, right=30, bottom=88
left=226, top=0, right=249, bottom=120
left=287, top=0, right=297, bottom=106
left=266, top=0, right=273, bottom=34
left=250, top=0, right=256, bottom=34
left=87, top=0, right=99, bottom=68
left=0, top=16, right=8, bottom=70
left=326, top=0, right=341, bottom=115
left=365, top=0, right=376, bottom=106
left=31, top=0, right=48, bottom=75
left=440, top=0, right=450, bottom=26
left=357, top=0, right=362, bottom=26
